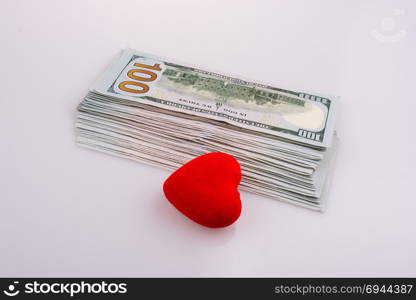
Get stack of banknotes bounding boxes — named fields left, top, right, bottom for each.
left=76, top=49, right=338, bottom=210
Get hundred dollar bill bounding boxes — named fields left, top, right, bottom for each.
left=92, top=49, right=337, bottom=148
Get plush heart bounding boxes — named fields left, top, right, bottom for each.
left=163, top=152, right=242, bottom=228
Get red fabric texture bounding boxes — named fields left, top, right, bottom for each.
left=163, top=152, right=242, bottom=228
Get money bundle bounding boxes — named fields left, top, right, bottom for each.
left=76, top=49, right=338, bottom=210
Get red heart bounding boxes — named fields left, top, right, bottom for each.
left=163, top=152, right=242, bottom=228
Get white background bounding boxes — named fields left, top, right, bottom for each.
left=1, top=0, right=415, bottom=277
